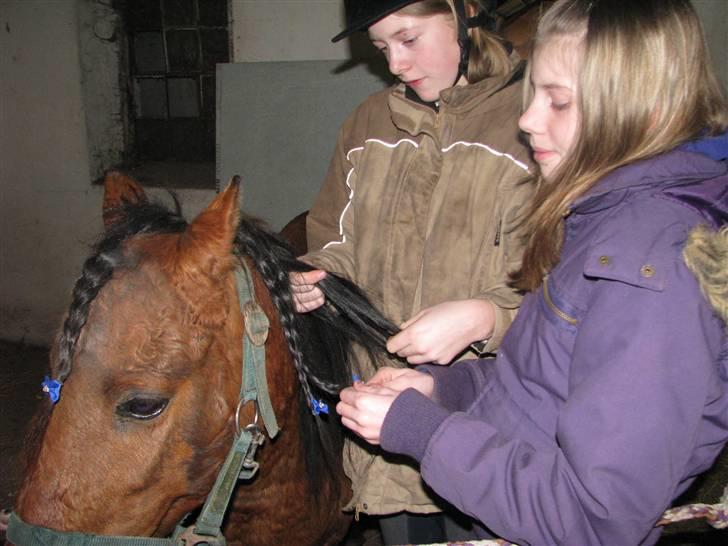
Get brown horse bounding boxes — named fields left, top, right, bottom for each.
left=8, top=172, right=396, bottom=545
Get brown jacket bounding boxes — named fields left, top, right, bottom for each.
left=305, top=66, right=534, bottom=515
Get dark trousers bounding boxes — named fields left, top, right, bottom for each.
left=378, top=511, right=485, bottom=545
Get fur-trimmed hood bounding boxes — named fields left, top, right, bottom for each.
left=684, top=225, right=728, bottom=327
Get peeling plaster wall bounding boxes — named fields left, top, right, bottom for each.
left=0, top=0, right=726, bottom=345
left=78, top=0, right=125, bottom=180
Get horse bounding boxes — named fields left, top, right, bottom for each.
left=6, top=171, right=398, bottom=545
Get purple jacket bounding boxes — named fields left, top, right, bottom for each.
left=381, top=139, right=728, bottom=545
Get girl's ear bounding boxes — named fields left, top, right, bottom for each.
left=102, top=171, right=149, bottom=229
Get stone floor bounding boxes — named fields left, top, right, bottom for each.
left=0, top=339, right=725, bottom=545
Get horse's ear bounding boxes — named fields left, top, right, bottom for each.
left=184, top=176, right=241, bottom=259
left=102, top=171, right=148, bottom=229
left=174, top=177, right=241, bottom=326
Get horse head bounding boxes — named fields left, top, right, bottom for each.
left=10, top=172, right=397, bottom=545
left=13, top=173, right=252, bottom=536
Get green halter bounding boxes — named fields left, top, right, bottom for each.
left=8, top=260, right=278, bottom=546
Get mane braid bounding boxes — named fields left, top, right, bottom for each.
left=234, top=216, right=398, bottom=398
left=55, top=201, right=187, bottom=382
left=234, top=215, right=398, bottom=490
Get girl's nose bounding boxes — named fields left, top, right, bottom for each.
left=388, top=49, right=410, bottom=78
left=518, top=100, right=540, bottom=135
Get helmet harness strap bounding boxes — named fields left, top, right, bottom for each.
left=453, top=0, right=498, bottom=84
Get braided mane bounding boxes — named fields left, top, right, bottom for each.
left=52, top=196, right=398, bottom=487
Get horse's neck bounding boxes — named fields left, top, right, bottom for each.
left=222, top=265, right=351, bottom=545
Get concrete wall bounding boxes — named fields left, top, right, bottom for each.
left=1, top=0, right=727, bottom=346
left=694, top=0, right=728, bottom=88
left=1, top=1, right=95, bottom=344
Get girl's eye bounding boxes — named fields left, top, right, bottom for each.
left=403, top=37, right=417, bottom=46
left=552, top=102, right=571, bottom=112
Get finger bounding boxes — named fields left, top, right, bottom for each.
left=340, top=416, right=379, bottom=444
left=296, top=297, right=325, bottom=313
left=399, top=310, right=425, bottom=330
left=367, top=367, right=398, bottom=385
left=294, top=287, right=323, bottom=302
left=405, top=353, right=431, bottom=365
left=290, top=282, right=315, bottom=294
left=301, top=269, right=327, bottom=283
left=338, top=387, right=357, bottom=405
left=289, top=271, right=308, bottom=287
left=290, top=269, right=327, bottom=287
left=351, top=382, right=384, bottom=394
left=386, top=330, right=412, bottom=354
left=336, top=400, right=354, bottom=420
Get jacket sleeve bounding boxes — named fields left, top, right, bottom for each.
left=418, top=358, right=496, bottom=412
left=302, top=110, right=361, bottom=280
left=473, top=170, right=533, bottom=354
left=382, top=263, right=725, bottom=545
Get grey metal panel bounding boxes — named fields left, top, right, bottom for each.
left=216, top=60, right=389, bottom=230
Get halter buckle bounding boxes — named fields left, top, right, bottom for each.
left=176, top=525, right=227, bottom=546
left=240, top=423, right=265, bottom=479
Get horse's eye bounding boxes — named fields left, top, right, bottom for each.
left=116, top=396, right=169, bottom=420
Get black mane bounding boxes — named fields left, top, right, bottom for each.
left=54, top=196, right=398, bottom=494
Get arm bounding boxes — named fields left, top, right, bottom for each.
left=471, top=172, right=534, bottom=354
left=337, top=359, right=494, bottom=442
left=382, top=271, right=724, bottom=545
left=386, top=299, right=496, bottom=364
left=386, top=171, right=534, bottom=362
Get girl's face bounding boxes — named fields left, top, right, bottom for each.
left=368, top=11, right=463, bottom=102
left=518, top=38, right=581, bottom=180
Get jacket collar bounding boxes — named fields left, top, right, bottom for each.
left=388, top=60, right=524, bottom=137
left=571, top=140, right=728, bottom=224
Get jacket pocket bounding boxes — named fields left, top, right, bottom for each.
left=542, top=275, right=578, bottom=327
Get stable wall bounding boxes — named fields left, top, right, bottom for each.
left=0, top=0, right=356, bottom=346
left=1, top=0, right=726, bottom=346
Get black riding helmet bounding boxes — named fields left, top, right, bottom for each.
left=331, top=0, right=499, bottom=78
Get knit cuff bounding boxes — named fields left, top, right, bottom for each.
left=380, top=388, right=450, bottom=462
left=420, top=362, right=481, bottom=412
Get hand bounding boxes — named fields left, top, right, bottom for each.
left=289, top=269, right=327, bottom=312
left=366, top=367, right=435, bottom=397
left=337, top=382, right=399, bottom=444
left=386, top=299, right=495, bottom=364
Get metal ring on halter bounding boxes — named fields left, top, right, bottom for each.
left=235, top=399, right=259, bottom=437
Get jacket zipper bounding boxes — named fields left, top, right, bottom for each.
left=543, top=276, right=577, bottom=325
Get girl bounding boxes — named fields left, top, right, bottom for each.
left=336, top=0, right=728, bottom=544
left=291, top=0, right=534, bottom=542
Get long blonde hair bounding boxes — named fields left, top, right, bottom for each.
left=400, top=0, right=512, bottom=83
left=512, top=0, right=728, bottom=291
